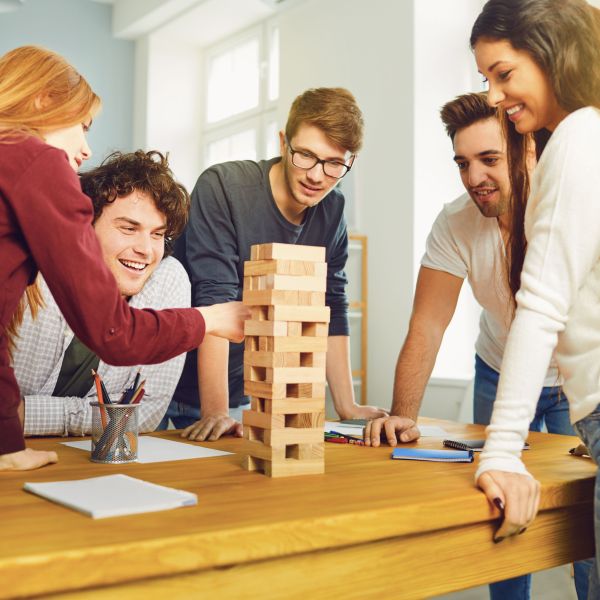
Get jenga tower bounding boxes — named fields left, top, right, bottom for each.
left=241, top=243, right=330, bottom=477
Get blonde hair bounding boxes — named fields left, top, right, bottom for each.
left=285, top=88, right=364, bottom=154
left=0, top=46, right=101, bottom=356
left=0, top=45, right=101, bottom=138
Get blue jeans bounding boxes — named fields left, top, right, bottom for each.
left=156, top=401, right=250, bottom=431
left=156, top=401, right=201, bottom=431
left=474, top=355, right=592, bottom=600
left=574, top=405, right=600, bottom=600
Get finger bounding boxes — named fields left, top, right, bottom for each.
left=181, top=421, right=199, bottom=439
left=526, top=479, right=541, bottom=526
left=186, top=419, right=214, bottom=441
left=369, top=419, right=383, bottom=447
left=208, top=419, right=230, bottom=441
left=477, top=471, right=505, bottom=508
left=233, top=422, right=243, bottom=437
left=31, top=451, right=59, bottom=469
left=364, top=420, right=372, bottom=446
left=384, top=420, right=398, bottom=446
left=399, top=425, right=420, bottom=443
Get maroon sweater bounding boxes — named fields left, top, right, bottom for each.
left=0, top=136, right=205, bottom=454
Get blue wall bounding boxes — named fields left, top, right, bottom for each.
left=0, top=0, right=134, bottom=166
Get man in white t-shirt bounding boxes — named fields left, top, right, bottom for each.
left=365, top=93, right=591, bottom=599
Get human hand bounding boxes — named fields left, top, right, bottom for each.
left=181, top=414, right=243, bottom=442
left=197, top=302, right=251, bottom=343
left=339, top=404, right=388, bottom=421
left=477, top=469, right=541, bottom=542
left=364, top=415, right=420, bottom=447
left=0, top=448, right=58, bottom=471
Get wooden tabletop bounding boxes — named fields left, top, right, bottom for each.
left=0, top=419, right=595, bottom=599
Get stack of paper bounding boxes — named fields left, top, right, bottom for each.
left=24, top=474, right=197, bottom=519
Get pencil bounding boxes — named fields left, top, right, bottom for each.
left=91, top=369, right=107, bottom=428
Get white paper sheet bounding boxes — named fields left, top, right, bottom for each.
left=324, top=421, right=448, bottom=438
left=62, top=436, right=232, bottom=463
left=24, top=474, right=197, bottom=519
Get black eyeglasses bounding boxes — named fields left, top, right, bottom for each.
left=285, top=137, right=353, bottom=179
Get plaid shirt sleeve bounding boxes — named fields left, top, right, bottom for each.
left=19, top=258, right=191, bottom=436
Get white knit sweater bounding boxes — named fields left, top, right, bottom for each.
left=476, top=107, right=600, bottom=478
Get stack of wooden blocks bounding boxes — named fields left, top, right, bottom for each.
left=241, top=242, right=330, bottom=477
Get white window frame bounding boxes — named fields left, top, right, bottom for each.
left=201, top=19, right=279, bottom=170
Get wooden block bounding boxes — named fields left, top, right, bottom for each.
left=287, top=322, right=302, bottom=336
left=244, top=260, right=327, bottom=277
left=269, top=305, right=330, bottom=323
left=240, top=439, right=286, bottom=461
left=266, top=367, right=326, bottom=384
left=266, top=427, right=324, bottom=446
left=302, top=322, right=329, bottom=337
left=244, top=364, right=264, bottom=382
left=263, top=274, right=326, bottom=293
left=266, top=458, right=325, bottom=477
left=242, top=410, right=285, bottom=430
left=242, top=454, right=262, bottom=472
left=286, top=412, right=325, bottom=429
left=243, top=289, right=299, bottom=306
left=287, top=383, right=326, bottom=399
left=268, top=398, right=325, bottom=414
left=298, top=291, right=325, bottom=306
left=243, top=454, right=325, bottom=477
left=253, top=243, right=325, bottom=263
left=300, top=352, right=327, bottom=368
left=245, top=351, right=301, bottom=368
left=286, top=443, right=325, bottom=460
left=244, top=320, right=288, bottom=337
left=267, top=336, right=328, bottom=353
left=250, top=397, right=266, bottom=412
left=244, top=380, right=287, bottom=399
left=250, top=245, right=260, bottom=260
left=245, top=336, right=258, bottom=351
left=250, top=306, right=269, bottom=320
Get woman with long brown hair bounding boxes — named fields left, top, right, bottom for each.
left=470, top=0, right=600, bottom=595
left=0, top=46, right=248, bottom=471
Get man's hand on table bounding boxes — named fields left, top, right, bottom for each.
left=0, top=448, right=58, bottom=471
left=364, top=415, right=420, bottom=447
left=181, top=414, right=243, bottom=442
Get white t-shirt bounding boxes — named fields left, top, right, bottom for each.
left=478, top=107, right=600, bottom=477
left=422, top=193, right=559, bottom=386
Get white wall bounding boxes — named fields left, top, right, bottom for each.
left=0, top=0, right=135, bottom=167
left=138, top=33, right=203, bottom=190
left=413, top=0, right=485, bottom=381
left=277, top=0, right=415, bottom=407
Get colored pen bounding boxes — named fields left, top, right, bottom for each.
left=91, top=369, right=107, bottom=427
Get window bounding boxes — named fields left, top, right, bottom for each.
left=203, top=21, right=279, bottom=170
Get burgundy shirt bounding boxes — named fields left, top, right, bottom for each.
left=0, top=136, right=205, bottom=454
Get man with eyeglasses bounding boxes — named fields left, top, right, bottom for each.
left=160, top=87, right=387, bottom=440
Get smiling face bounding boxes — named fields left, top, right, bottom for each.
left=93, top=191, right=166, bottom=298
left=42, top=120, right=92, bottom=172
left=278, top=123, right=352, bottom=213
left=453, top=117, right=511, bottom=219
left=474, top=38, right=568, bottom=133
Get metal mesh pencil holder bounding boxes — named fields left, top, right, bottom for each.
left=90, top=402, right=139, bottom=464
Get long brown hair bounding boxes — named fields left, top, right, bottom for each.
left=470, top=0, right=600, bottom=299
left=0, top=45, right=101, bottom=355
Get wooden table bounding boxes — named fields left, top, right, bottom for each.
left=0, top=419, right=595, bottom=599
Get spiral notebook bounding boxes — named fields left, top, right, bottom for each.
left=443, top=439, right=530, bottom=452
left=391, top=448, right=473, bottom=463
